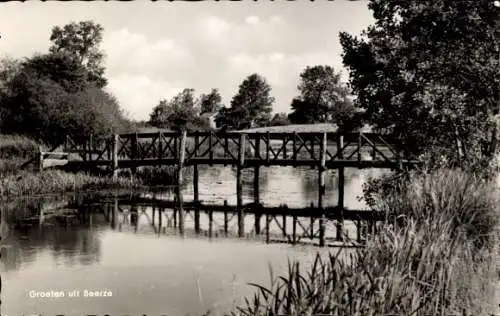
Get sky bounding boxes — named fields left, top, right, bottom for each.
left=0, top=1, right=374, bottom=122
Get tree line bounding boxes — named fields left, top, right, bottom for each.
left=148, top=66, right=361, bottom=132
left=0, top=0, right=498, bottom=171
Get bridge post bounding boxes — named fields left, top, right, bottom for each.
left=111, top=134, right=119, bottom=180
left=176, top=129, right=187, bottom=236
left=112, top=196, right=117, bottom=230
left=194, top=134, right=200, bottom=234
left=223, top=200, right=229, bottom=237
left=318, top=132, right=327, bottom=247
left=208, top=209, right=213, bottom=239
left=131, top=133, right=138, bottom=175
left=337, top=134, right=345, bottom=241
left=237, top=133, right=246, bottom=238
left=254, top=134, right=261, bottom=234
left=37, top=146, right=44, bottom=172
left=265, top=213, right=270, bottom=243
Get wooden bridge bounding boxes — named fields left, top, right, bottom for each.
left=38, top=130, right=421, bottom=247
left=45, top=131, right=420, bottom=170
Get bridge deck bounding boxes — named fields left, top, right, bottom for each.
left=42, top=131, right=421, bottom=171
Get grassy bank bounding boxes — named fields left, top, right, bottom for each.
left=227, top=169, right=499, bottom=316
left=0, top=169, right=144, bottom=198
left=0, top=134, right=190, bottom=198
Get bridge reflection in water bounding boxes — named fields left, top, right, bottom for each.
left=75, top=195, right=382, bottom=248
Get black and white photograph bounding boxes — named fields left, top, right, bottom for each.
left=0, top=0, right=499, bottom=315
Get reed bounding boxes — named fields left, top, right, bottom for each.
left=0, top=169, right=144, bottom=198
left=226, top=168, right=500, bottom=316
left=0, top=134, right=40, bottom=159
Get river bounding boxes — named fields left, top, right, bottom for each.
left=0, top=165, right=389, bottom=316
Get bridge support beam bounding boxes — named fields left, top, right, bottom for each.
left=253, top=135, right=261, bottom=235
left=194, top=135, right=200, bottom=234
left=254, top=169, right=260, bottom=234
left=111, top=134, right=119, bottom=180
left=237, top=133, right=246, bottom=238
left=176, top=129, right=187, bottom=236
left=318, top=132, right=327, bottom=247
left=131, top=133, right=138, bottom=176
left=337, top=134, right=345, bottom=241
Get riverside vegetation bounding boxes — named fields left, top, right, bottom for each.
left=225, top=168, right=500, bottom=316
left=0, top=134, right=189, bottom=198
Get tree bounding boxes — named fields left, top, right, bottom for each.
left=149, top=99, right=171, bottom=128
left=227, top=73, right=274, bottom=129
left=340, top=0, right=500, bottom=169
left=0, top=52, right=127, bottom=146
left=200, top=88, right=223, bottom=114
left=149, top=88, right=203, bottom=131
left=49, top=20, right=107, bottom=88
left=16, top=52, right=89, bottom=93
left=288, top=65, right=361, bottom=131
left=269, top=112, right=291, bottom=126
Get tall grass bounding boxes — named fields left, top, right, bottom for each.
left=0, top=169, right=144, bottom=198
left=227, top=169, right=499, bottom=316
left=0, top=134, right=41, bottom=175
left=0, top=134, right=40, bottom=159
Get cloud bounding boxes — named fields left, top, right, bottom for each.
left=106, top=74, right=184, bottom=121
left=196, top=14, right=289, bottom=55
left=197, top=16, right=232, bottom=42
left=227, top=51, right=343, bottom=87
left=245, top=15, right=260, bottom=26
left=102, top=28, right=194, bottom=79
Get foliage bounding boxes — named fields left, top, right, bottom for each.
left=200, top=88, right=223, bottom=114
left=229, top=169, right=499, bottom=316
left=1, top=54, right=128, bottom=146
left=288, top=65, right=362, bottom=132
left=0, top=21, right=128, bottom=146
left=269, top=112, right=291, bottom=126
left=149, top=88, right=210, bottom=131
left=340, top=0, right=500, bottom=169
left=49, top=20, right=107, bottom=88
left=221, top=74, right=274, bottom=130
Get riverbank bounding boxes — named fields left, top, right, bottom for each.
left=0, top=134, right=191, bottom=198
left=227, top=168, right=500, bottom=316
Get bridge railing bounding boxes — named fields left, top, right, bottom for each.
left=61, top=131, right=420, bottom=167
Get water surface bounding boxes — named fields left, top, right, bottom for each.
left=1, top=165, right=387, bottom=315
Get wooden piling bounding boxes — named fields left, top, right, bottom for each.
left=254, top=212, right=261, bottom=235
left=173, top=207, right=177, bottom=228
left=131, top=133, right=138, bottom=175
left=265, top=214, right=270, bottom=243
left=254, top=135, right=261, bottom=234
left=176, top=130, right=187, bottom=235
left=237, top=133, right=246, bottom=238
left=208, top=209, right=213, bottom=239
left=223, top=200, right=229, bottom=236
left=194, top=134, right=200, bottom=234
left=159, top=207, right=163, bottom=235
left=282, top=213, right=287, bottom=237
left=292, top=212, right=297, bottom=245
left=111, top=135, right=119, bottom=179
left=318, top=132, right=327, bottom=247
left=111, top=197, right=117, bottom=230
left=37, top=146, right=43, bottom=172
left=337, top=134, right=345, bottom=241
